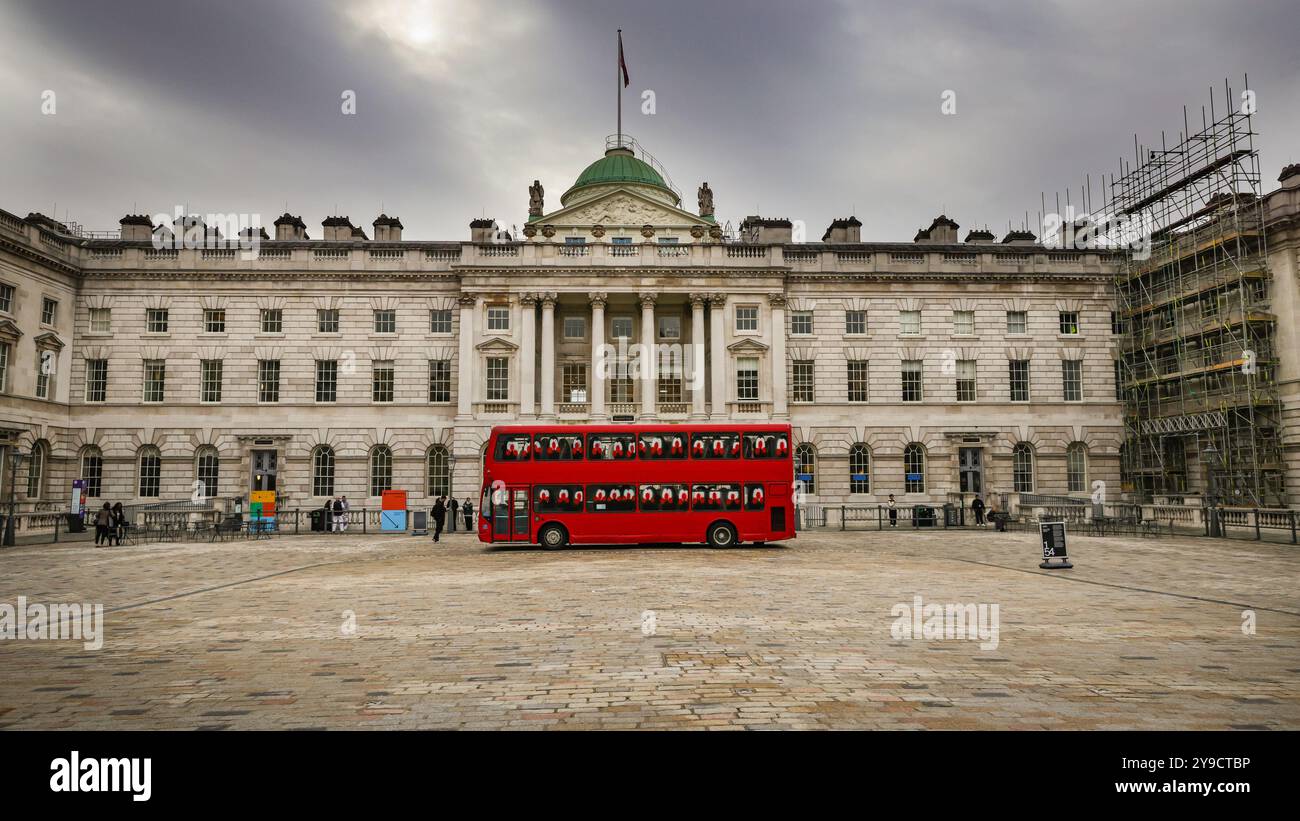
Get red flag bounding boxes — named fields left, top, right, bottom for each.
left=618, top=31, right=630, bottom=88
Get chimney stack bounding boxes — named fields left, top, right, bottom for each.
left=821, top=216, right=862, bottom=243
left=470, top=218, right=498, bottom=243
left=322, top=216, right=356, bottom=241
left=741, top=216, right=793, bottom=244
left=914, top=215, right=959, bottom=243
left=119, top=214, right=154, bottom=242
left=1279, top=163, right=1300, bottom=190
left=373, top=214, right=403, bottom=241
left=964, top=228, right=995, bottom=244
left=274, top=213, right=308, bottom=241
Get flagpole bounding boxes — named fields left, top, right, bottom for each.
left=617, top=29, right=622, bottom=146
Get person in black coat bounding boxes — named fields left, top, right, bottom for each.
left=93, top=502, right=112, bottom=546
left=448, top=497, right=459, bottom=532
left=462, top=498, right=474, bottom=531
left=111, top=501, right=126, bottom=545
left=971, top=495, right=986, bottom=527
left=431, top=496, right=447, bottom=542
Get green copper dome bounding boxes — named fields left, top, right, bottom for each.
left=560, top=148, right=680, bottom=206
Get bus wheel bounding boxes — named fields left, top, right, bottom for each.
left=706, top=522, right=737, bottom=548
left=538, top=523, right=568, bottom=549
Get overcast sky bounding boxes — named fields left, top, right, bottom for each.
left=1, top=0, right=1297, bottom=242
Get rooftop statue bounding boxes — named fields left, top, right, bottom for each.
left=528, top=180, right=545, bottom=217
left=698, top=182, right=714, bottom=218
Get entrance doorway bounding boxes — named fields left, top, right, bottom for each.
left=251, top=449, right=277, bottom=492
left=959, top=447, right=983, bottom=494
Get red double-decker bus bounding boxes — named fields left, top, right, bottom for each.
left=478, top=423, right=796, bottom=548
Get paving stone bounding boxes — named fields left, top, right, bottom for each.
left=0, top=529, right=1295, bottom=729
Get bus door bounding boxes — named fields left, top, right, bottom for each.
left=490, top=484, right=532, bottom=543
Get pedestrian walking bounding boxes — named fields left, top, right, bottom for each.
left=971, top=495, right=986, bottom=527
left=431, top=496, right=447, bottom=543
left=989, top=496, right=1005, bottom=532
left=448, top=497, right=459, bottom=532
left=887, top=494, right=898, bottom=528
left=93, top=502, right=112, bottom=546
left=331, top=496, right=344, bottom=533
left=462, top=498, right=474, bottom=531
left=339, top=495, right=350, bottom=532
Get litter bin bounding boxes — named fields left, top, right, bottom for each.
left=64, top=514, right=86, bottom=533
left=942, top=503, right=959, bottom=527
left=310, top=509, right=326, bottom=532
left=912, top=505, right=936, bottom=527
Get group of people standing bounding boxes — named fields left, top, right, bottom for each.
left=882, top=493, right=1006, bottom=531
left=92, top=502, right=127, bottom=546
left=429, top=496, right=474, bottom=542
left=319, top=496, right=351, bottom=532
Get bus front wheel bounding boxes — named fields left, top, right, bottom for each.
left=538, top=523, right=568, bottom=549
left=706, top=522, right=738, bottom=548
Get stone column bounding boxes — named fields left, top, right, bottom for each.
left=539, top=292, right=557, bottom=418
left=690, top=293, right=707, bottom=418
left=589, top=292, right=607, bottom=419
left=519, top=293, right=537, bottom=417
left=770, top=292, right=788, bottom=418
left=709, top=293, right=727, bottom=419
left=456, top=293, right=476, bottom=418
left=639, top=293, right=657, bottom=418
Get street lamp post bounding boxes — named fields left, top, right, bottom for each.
left=3, top=448, right=27, bottom=547
left=1203, top=443, right=1222, bottom=538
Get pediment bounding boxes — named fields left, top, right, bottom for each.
left=475, top=336, right=519, bottom=352
left=539, top=188, right=705, bottom=230
left=34, top=332, right=65, bottom=351
left=727, top=337, right=770, bottom=353
left=0, top=319, right=22, bottom=342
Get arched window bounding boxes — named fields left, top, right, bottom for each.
left=80, top=446, right=103, bottom=498
left=849, top=444, right=871, bottom=494
left=26, top=440, right=47, bottom=499
left=795, top=443, right=816, bottom=494
left=370, top=445, right=393, bottom=497
left=138, top=446, right=162, bottom=498
left=1012, top=443, right=1035, bottom=493
left=195, top=446, right=219, bottom=498
left=1066, top=442, right=1088, bottom=493
left=426, top=445, right=450, bottom=497
left=312, top=446, right=335, bottom=497
left=903, top=443, right=926, bottom=493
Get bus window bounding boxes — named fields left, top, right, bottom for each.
left=691, top=482, right=742, bottom=510
left=496, top=433, right=532, bottom=460
left=638, top=433, right=687, bottom=459
left=690, top=431, right=741, bottom=459
left=586, top=484, right=637, bottom=512
left=638, top=483, right=690, bottom=511
left=535, top=484, right=585, bottom=512
left=744, top=483, right=766, bottom=509
left=532, top=433, right=584, bottom=461
left=743, top=431, right=790, bottom=459
left=588, top=433, right=637, bottom=460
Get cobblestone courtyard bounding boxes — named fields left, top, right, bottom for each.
left=1, top=527, right=1296, bottom=730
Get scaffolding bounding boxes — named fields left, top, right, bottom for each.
left=1097, top=81, right=1285, bottom=506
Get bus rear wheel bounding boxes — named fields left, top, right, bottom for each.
left=538, top=523, right=568, bottom=549
left=706, top=522, right=738, bottom=548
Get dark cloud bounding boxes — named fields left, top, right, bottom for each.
left=1, top=0, right=1296, bottom=241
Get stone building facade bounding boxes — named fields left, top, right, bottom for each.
left=2, top=145, right=1297, bottom=515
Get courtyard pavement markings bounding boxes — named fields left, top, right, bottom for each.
left=0, top=528, right=1296, bottom=730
